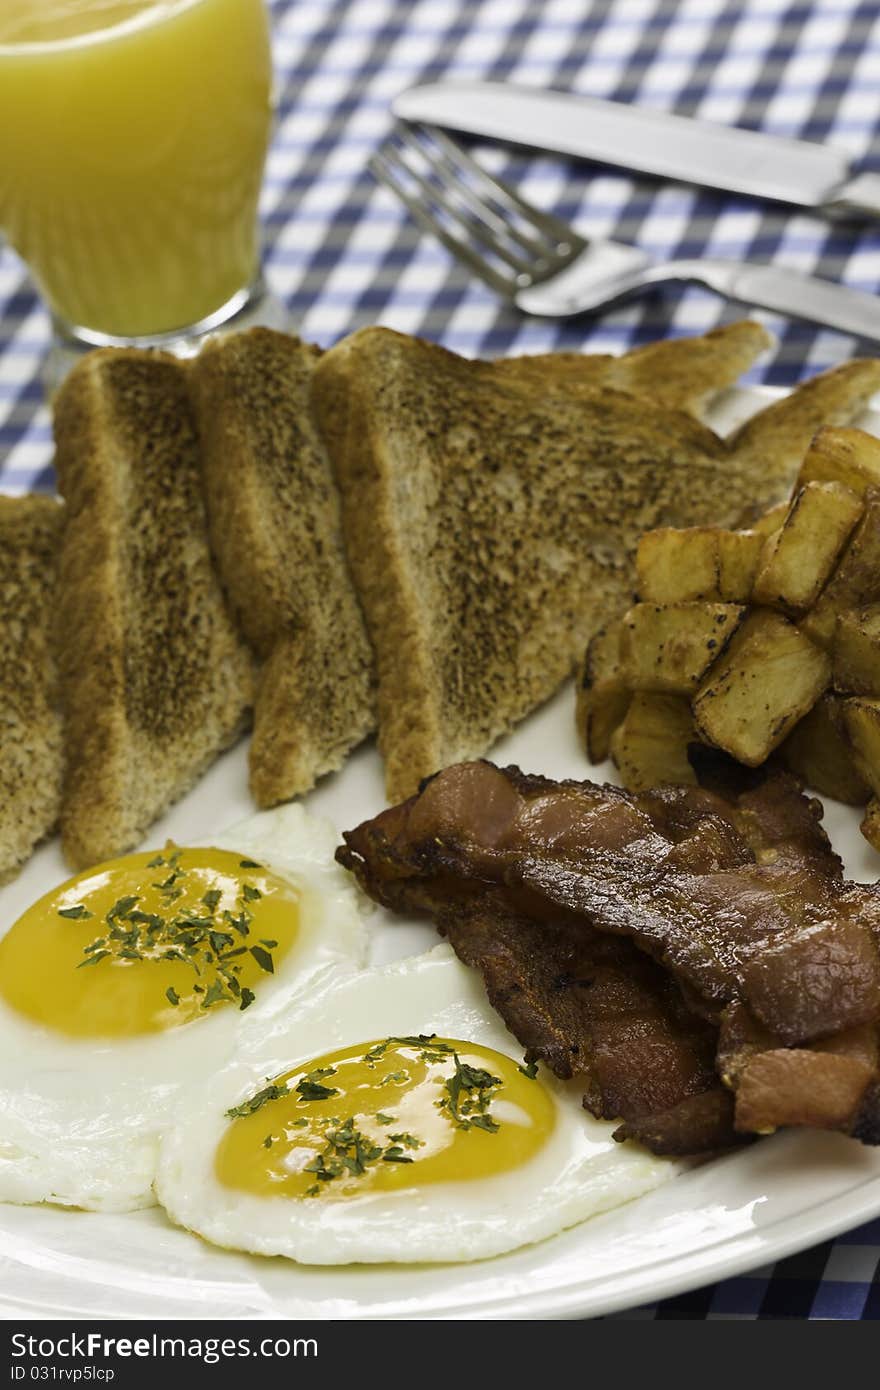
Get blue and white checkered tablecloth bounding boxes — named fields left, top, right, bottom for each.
left=3, top=0, right=880, bottom=1319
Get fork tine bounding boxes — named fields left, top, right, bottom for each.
left=387, top=135, right=538, bottom=277
left=425, top=125, right=585, bottom=253
left=407, top=126, right=561, bottom=263
left=371, top=140, right=534, bottom=282
left=368, top=149, right=514, bottom=296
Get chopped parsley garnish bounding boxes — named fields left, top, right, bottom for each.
left=249, top=945, right=274, bottom=974
left=225, top=1081, right=290, bottom=1119
left=438, top=1056, right=502, bottom=1132
left=518, top=1058, right=539, bottom=1080
left=228, top=1038, right=506, bottom=1197
left=364, top=1034, right=442, bottom=1066
left=295, top=1067, right=340, bottom=1103
left=301, top=1121, right=424, bottom=1193
left=77, top=949, right=109, bottom=968
left=71, top=854, right=274, bottom=1019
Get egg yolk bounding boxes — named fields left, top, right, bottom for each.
left=0, top=847, right=299, bottom=1038
left=215, top=1036, right=556, bottom=1199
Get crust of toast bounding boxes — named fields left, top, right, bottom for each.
left=312, top=327, right=880, bottom=802
left=189, top=328, right=375, bottom=807
left=53, top=349, right=254, bottom=868
left=0, top=495, right=64, bottom=882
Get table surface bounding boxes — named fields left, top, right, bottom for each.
left=2, top=0, right=880, bottom=1320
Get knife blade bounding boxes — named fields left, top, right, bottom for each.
left=393, top=81, right=880, bottom=219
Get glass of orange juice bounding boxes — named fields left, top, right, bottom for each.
left=0, top=0, right=279, bottom=378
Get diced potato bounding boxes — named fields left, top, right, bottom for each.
left=576, top=622, right=630, bottom=763
left=861, top=798, right=880, bottom=852
left=751, top=481, right=863, bottom=613
left=799, top=496, right=880, bottom=649
left=833, top=605, right=880, bottom=695
left=799, top=599, right=840, bottom=652
left=841, top=698, right=880, bottom=797
left=620, top=603, right=745, bottom=694
left=636, top=527, right=721, bottom=602
left=693, top=610, right=831, bottom=765
left=717, top=529, right=765, bottom=601
left=779, top=694, right=870, bottom=804
left=748, top=500, right=789, bottom=539
left=609, top=692, right=697, bottom=790
left=796, top=425, right=880, bottom=499
left=636, top=502, right=785, bottom=605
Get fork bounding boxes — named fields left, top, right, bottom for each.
left=369, top=124, right=880, bottom=339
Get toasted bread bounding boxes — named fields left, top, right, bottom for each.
left=0, top=495, right=64, bottom=881
left=53, top=350, right=255, bottom=869
left=189, top=328, right=375, bottom=807
left=312, top=326, right=880, bottom=801
left=487, top=318, right=772, bottom=413
left=316, top=320, right=772, bottom=477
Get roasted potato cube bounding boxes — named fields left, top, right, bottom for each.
left=800, top=496, right=880, bottom=649
left=833, top=605, right=880, bottom=695
left=693, top=610, right=831, bottom=765
left=860, top=798, right=880, bottom=852
left=779, top=694, right=870, bottom=804
left=796, top=426, right=880, bottom=499
left=747, top=500, right=789, bottom=539
left=842, top=698, right=880, bottom=797
left=717, top=529, right=765, bottom=601
left=609, top=693, right=697, bottom=790
left=751, top=481, right=862, bottom=613
left=637, top=518, right=774, bottom=604
left=620, top=603, right=745, bottom=694
left=576, top=622, right=630, bottom=763
left=636, top=527, right=721, bottom=602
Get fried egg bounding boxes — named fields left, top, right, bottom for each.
left=155, top=945, right=678, bottom=1264
left=0, top=805, right=367, bottom=1213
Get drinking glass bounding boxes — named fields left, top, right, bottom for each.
left=0, top=0, right=283, bottom=385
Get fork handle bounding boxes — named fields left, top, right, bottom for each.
left=664, top=258, right=880, bottom=342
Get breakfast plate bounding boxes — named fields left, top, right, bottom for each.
left=2, top=382, right=880, bottom=1320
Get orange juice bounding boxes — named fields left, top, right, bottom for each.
left=0, top=0, right=273, bottom=337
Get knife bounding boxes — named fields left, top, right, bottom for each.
left=393, top=81, right=880, bottom=220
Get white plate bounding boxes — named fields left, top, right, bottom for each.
left=2, top=384, right=880, bottom=1320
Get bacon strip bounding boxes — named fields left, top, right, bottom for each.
left=338, top=761, right=880, bottom=1151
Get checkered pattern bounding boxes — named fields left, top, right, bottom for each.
left=2, top=0, right=880, bottom=1318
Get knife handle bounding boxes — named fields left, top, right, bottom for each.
left=827, top=173, right=880, bottom=220
left=674, top=259, right=880, bottom=343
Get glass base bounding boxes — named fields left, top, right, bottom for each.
left=42, top=277, right=289, bottom=396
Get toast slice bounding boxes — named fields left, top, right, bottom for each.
left=0, top=495, right=64, bottom=881
left=485, top=318, right=772, bottom=413
left=312, top=326, right=880, bottom=802
left=316, top=320, right=771, bottom=474
left=53, top=349, right=255, bottom=869
left=189, top=328, right=374, bottom=807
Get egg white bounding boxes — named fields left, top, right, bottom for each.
left=0, top=805, right=368, bottom=1213
left=155, top=945, right=679, bottom=1265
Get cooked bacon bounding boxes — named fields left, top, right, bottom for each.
left=717, top=1001, right=880, bottom=1141
left=338, top=760, right=880, bottom=1149
left=438, top=893, right=735, bottom=1154
left=339, top=769, right=738, bottom=1153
